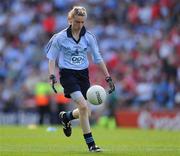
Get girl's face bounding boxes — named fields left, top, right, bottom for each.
left=72, top=15, right=85, bottom=32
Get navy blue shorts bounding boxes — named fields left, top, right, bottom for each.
left=59, top=68, right=90, bottom=99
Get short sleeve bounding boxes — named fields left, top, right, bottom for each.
left=46, top=35, right=61, bottom=61
left=88, top=33, right=103, bottom=64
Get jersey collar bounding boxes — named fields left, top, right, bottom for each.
left=67, top=25, right=86, bottom=44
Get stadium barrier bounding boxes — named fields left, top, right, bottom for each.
left=0, top=112, right=39, bottom=125
left=115, top=110, right=180, bottom=130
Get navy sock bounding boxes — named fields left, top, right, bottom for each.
left=83, top=132, right=95, bottom=148
left=64, top=111, right=75, bottom=122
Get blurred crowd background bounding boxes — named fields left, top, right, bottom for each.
left=0, top=0, right=180, bottom=124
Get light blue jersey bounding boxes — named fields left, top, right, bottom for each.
left=46, top=26, right=103, bottom=70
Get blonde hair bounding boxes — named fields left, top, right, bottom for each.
left=68, top=6, right=87, bottom=25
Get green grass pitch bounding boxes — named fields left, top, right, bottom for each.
left=0, top=125, right=180, bottom=156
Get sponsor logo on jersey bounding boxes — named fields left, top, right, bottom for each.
left=71, top=55, right=84, bottom=65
